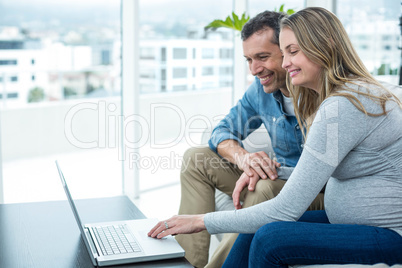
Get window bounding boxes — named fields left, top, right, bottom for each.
left=161, top=69, right=166, bottom=80
left=336, top=0, right=400, bottom=81
left=172, top=85, right=187, bottom=91
left=202, top=48, right=214, bottom=59
left=172, top=67, right=187, bottom=78
left=0, top=41, right=23, bottom=49
left=140, top=68, right=155, bottom=79
left=139, top=0, right=233, bottom=94
left=101, top=50, right=111, bottom=65
left=8, top=92, right=18, bottom=98
left=219, top=48, right=232, bottom=59
left=173, top=48, right=187, bottom=59
left=137, top=0, right=234, bottom=202
left=202, top=66, right=214, bottom=76
left=0, top=60, right=17, bottom=65
left=0, top=0, right=236, bottom=208
left=0, top=93, right=18, bottom=99
left=219, top=81, right=232, bottom=87
left=140, top=47, right=156, bottom=59
left=356, top=34, right=370, bottom=41
left=382, top=35, right=392, bottom=41
left=201, top=81, right=215, bottom=88
left=140, top=83, right=158, bottom=93
left=0, top=0, right=121, bottom=203
left=219, top=66, right=232, bottom=75
left=161, top=47, right=166, bottom=62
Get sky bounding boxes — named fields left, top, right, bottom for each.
left=0, top=0, right=234, bottom=35
left=1, top=0, right=399, bottom=34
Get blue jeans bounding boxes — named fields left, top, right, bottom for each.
left=222, top=210, right=402, bottom=268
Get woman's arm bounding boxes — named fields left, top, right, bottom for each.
left=204, top=95, right=370, bottom=234
left=149, top=94, right=374, bottom=236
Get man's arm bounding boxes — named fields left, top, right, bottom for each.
left=208, top=79, right=281, bottom=199
left=208, top=79, right=262, bottom=154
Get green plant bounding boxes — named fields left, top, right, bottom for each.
left=205, top=12, right=250, bottom=32
left=27, top=86, right=45, bottom=103
left=377, top=63, right=398, bottom=76
left=63, top=86, right=77, bottom=98
left=276, top=4, right=295, bottom=15
left=205, top=4, right=295, bottom=32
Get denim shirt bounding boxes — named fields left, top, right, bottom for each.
left=208, top=77, right=304, bottom=167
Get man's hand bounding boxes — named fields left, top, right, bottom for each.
left=217, top=140, right=280, bottom=181
left=235, top=151, right=280, bottom=180
left=148, top=215, right=206, bottom=239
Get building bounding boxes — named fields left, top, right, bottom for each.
left=139, top=39, right=233, bottom=94
left=346, top=20, right=400, bottom=74
left=0, top=27, right=47, bottom=106
left=0, top=26, right=120, bottom=106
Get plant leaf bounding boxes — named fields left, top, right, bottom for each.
left=232, top=11, right=239, bottom=22
left=240, top=13, right=250, bottom=29
left=205, top=12, right=250, bottom=32
left=232, top=12, right=242, bottom=31
left=205, top=17, right=236, bottom=31
left=287, top=8, right=295, bottom=15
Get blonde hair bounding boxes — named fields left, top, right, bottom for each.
left=280, top=7, right=402, bottom=137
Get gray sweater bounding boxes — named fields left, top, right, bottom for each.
left=204, top=82, right=402, bottom=237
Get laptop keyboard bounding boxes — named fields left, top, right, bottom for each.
left=93, top=224, right=142, bottom=255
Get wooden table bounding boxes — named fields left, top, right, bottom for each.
left=0, top=196, right=191, bottom=268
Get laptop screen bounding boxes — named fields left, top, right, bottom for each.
left=55, top=160, right=96, bottom=261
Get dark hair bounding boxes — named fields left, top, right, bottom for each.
left=241, top=11, right=287, bottom=44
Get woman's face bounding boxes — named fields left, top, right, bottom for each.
left=279, top=27, right=322, bottom=93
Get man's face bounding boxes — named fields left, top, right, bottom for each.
left=243, top=28, right=287, bottom=94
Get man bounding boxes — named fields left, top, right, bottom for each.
left=175, top=11, right=324, bottom=268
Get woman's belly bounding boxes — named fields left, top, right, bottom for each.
left=324, top=176, right=402, bottom=229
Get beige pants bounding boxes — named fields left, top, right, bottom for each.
left=175, top=147, right=324, bottom=268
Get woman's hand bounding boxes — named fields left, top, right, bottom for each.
left=232, top=171, right=260, bottom=209
left=148, top=214, right=206, bottom=239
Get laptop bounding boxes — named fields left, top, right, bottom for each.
left=55, top=161, right=185, bottom=267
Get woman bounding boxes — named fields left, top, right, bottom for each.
left=149, top=7, right=402, bottom=267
